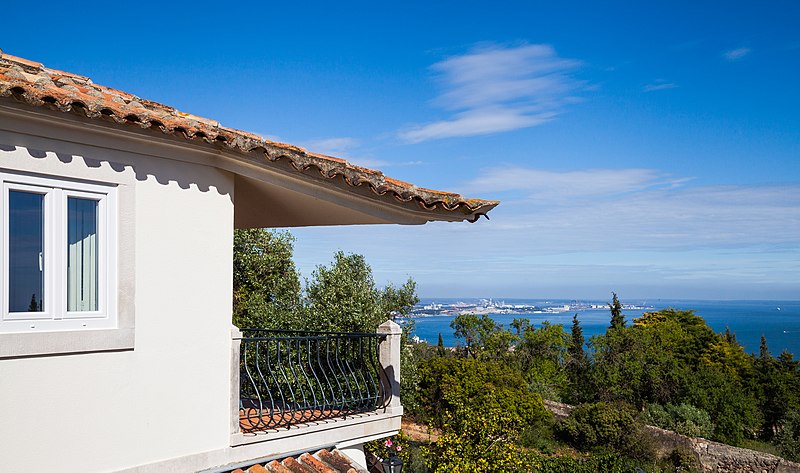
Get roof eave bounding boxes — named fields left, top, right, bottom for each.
left=0, top=52, right=499, bottom=223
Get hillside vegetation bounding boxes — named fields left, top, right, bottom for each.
left=397, top=293, right=800, bottom=471
left=233, top=229, right=800, bottom=472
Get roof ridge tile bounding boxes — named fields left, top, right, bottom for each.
left=281, top=456, right=316, bottom=472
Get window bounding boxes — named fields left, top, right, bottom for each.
left=1, top=171, right=117, bottom=333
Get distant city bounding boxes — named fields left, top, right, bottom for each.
left=409, top=298, right=654, bottom=318
left=407, top=298, right=800, bottom=358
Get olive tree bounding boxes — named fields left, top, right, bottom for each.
left=304, top=251, right=418, bottom=333
left=232, top=229, right=302, bottom=330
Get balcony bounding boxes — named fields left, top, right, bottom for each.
left=239, top=328, right=385, bottom=432
left=229, top=320, right=403, bottom=459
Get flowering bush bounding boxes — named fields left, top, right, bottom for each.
left=382, top=438, right=402, bottom=457
left=365, top=433, right=412, bottom=465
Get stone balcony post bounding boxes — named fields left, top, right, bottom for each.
left=377, top=319, right=403, bottom=415
left=230, top=325, right=243, bottom=436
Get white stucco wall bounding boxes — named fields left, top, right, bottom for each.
left=0, top=112, right=235, bottom=472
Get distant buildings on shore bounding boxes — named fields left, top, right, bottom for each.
left=412, top=298, right=654, bottom=317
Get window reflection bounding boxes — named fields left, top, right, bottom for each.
left=9, top=191, right=45, bottom=312
left=67, top=197, right=98, bottom=312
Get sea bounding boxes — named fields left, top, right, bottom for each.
left=411, top=299, right=800, bottom=357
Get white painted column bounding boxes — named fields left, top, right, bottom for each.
left=377, top=320, right=403, bottom=416
left=230, top=325, right=243, bottom=437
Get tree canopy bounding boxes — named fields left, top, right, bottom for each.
left=233, top=229, right=418, bottom=333
left=232, top=229, right=302, bottom=330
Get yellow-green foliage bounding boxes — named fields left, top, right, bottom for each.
left=418, top=357, right=551, bottom=471
left=700, top=338, right=754, bottom=380
left=418, top=357, right=549, bottom=428
left=430, top=406, right=527, bottom=472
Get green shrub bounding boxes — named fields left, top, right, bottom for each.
left=669, top=445, right=700, bottom=472
left=426, top=406, right=527, bottom=472
left=557, top=401, right=654, bottom=461
left=400, top=341, right=435, bottom=417
left=365, top=432, right=428, bottom=472
left=642, top=404, right=671, bottom=429
left=777, top=410, right=800, bottom=462
left=417, top=357, right=549, bottom=429
left=417, top=357, right=551, bottom=472
left=671, top=403, right=714, bottom=438
left=525, top=451, right=640, bottom=473
left=643, top=403, right=714, bottom=438
left=519, top=414, right=558, bottom=453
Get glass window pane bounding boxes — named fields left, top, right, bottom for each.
left=67, top=197, right=98, bottom=312
left=9, top=191, right=45, bottom=313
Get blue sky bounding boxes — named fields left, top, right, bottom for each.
left=3, top=1, right=799, bottom=299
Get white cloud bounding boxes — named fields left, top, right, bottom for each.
left=399, top=43, right=582, bottom=143
left=643, top=80, right=678, bottom=92
left=289, top=178, right=800, bottom=298
left=302, top=136, right=421, bottom=169
left=470, top=179, right=800, bottom=253
left=294, top=167, right=800, bottom=260
left=401, top=108, right=556, bottom=143
left=465, top=167, right=690, bottom=200
left=304, top=137, right=360, bottom=157
left=723, top=47, right=751, bottom=61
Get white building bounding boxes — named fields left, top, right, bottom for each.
left=0, top=52, right=497, bottom=472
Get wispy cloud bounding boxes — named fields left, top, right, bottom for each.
left=304, top=137, right=360, bottom=157
left=303, top=136, right=422, bottom=168
left=723, top=47, right=751, bottom=61
left=465, top=167, right=689, bottom=199
left=289, top=175, right=800, bottom=298
left=505, top=183, right=800, bottom=251
left=643, top=80, right=678, bottom=92
left=399, top=43, right=583, bottom=143
left=459, top=167, right=799, bottom=253
left=303, top=136, right=383, bottom=167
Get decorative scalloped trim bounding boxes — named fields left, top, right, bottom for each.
left=0, top=58, right=499, bottom=219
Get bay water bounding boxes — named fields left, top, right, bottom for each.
left=411, top=299, right=800, bottom=357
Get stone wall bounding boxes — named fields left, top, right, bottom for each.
left=542, top=400, right=800, bottom=473
left=688, top=434, right=800, bottom=473
left=542, top=400, right=574, bottom=420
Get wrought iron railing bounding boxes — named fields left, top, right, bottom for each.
left=238, top=329, right=387, bottom=433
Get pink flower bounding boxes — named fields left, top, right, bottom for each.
left=384, top=439, right=393, bottom=448
left=396, top=445, right=402, bottom=452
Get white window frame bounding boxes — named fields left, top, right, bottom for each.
left=0, top=171, right=117, bottom=333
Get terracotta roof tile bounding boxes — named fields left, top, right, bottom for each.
left=247, top=465, right=271, bottom=473
left=280, top=457, right=314, bottom=472
left=317, top=450, right=359, bottom=473
left=228, top=449, right=364, bottom=473
left=0, top=52, right=498, bottom=222
left=298, top=452, right=336, bottom=473
left=265, top=461, right=294, bottom=473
